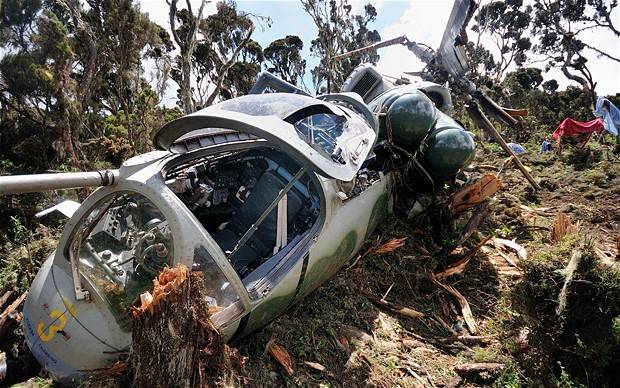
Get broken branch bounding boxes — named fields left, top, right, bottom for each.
left=556, top=249, right=582, bottom=317
left=431, top=275, right=477, bottom=334
left=454, top=363, right=505, bottom=376
left=362, top=289, right=425, bottom=319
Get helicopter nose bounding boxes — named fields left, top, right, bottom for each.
left=22, top=253, right=130, bottom=385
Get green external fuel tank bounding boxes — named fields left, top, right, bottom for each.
left=367, top=87, right=475, bottom=181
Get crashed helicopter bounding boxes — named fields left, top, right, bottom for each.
left=0, top=0, right=521, bottom=384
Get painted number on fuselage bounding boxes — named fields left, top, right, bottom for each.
left=37, top=299, right=76, bottom=342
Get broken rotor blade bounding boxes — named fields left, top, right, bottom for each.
left=466, top=101, right=542, bottom=190
left=436, top=0, right=476, bottom=78
left=474, top=91, right=520, bottom=128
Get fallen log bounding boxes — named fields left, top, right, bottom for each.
left=455, top=362, right=505, bottom=376
left=130, top=265, right=242, bottom=387
left=0, top=292, right=27, bottom=337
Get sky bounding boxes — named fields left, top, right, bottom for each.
left=138, top=0, right=620, bottom=107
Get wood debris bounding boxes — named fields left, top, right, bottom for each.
left=374, top=237, right=407, bottom=254
left=556, top=249, right=582, bottom=317
left=440, top=203, right=489, bottom=256
left=451, top=174, right=502, bottom=214
left=362, top=289, right=425, bottom=319
left=304, top=361, right=326, bottom=372
left=0, top=291, right=13, bottom=311
left=431, top=275, right=477, bottom=334
left=441, top=335, right=493, bottom=346
left=489, top=237, right=527, bottom=260
left=435, top=237, right=492, bottom=280
left=267, top=341, right=294, bottom=375
left=132, top=265, right=188, bottom=317
left=454, top=363, right=505, bottom=376
left=519, top=204, right=556, bottom=216
left=483, top=250, right=523, bottom=278
left=0, top=292, right=27, bottom=337
left=550, top=211, right=579, bottom=243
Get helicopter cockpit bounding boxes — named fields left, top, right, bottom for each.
left=166, top=147, right=321, bottom=279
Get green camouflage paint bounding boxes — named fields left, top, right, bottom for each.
left=242, top=294, right=292, bottom=335
left=364, top=192, right=389, bottom=240
left=296, top=230, right=358, bottom=300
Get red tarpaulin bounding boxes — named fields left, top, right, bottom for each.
left=552, top=117, right=604, bottom=142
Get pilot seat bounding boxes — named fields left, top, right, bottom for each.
left=213, top=169, right=305, bottom=276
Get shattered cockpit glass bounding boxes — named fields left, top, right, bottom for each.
left=293, top=113, right=347, bottom=160
left=69, top=192, right=173, bottom=328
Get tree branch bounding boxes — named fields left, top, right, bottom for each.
left=205, top=26, right=254, bottom=106
left=583, top=42, right=620, bottom=63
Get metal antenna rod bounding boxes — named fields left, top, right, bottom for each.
left=332, top=36, right=409, bottom=62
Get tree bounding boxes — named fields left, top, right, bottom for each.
left=264, top=35, right=306, bottom=86
left=194, top=1, right=259, bottom=107
left=471, top=0, right=532, bottom=82
left=531, top=0, right=620, bottom=105
left=301, top=0, right=380, bottom=93
left=465, top=41, right=497, bottom=86
left=167, top=0, right=207, bottom=114
left=0, top=0, right=172, bottom=168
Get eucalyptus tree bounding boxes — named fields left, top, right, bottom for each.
left=301, top=0, right=380, bottom=93
left=264, top=35, right=306, bottom=87
left=470, top=0, right=532, bottom=83
left=531, top=0, right=620, bottom=105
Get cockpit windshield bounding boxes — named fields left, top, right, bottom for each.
left=69, top=192, right=173, bottom=328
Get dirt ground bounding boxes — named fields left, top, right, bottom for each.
left=4, top=138, right=620, bottom=387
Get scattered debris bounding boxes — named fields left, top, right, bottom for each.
left=489, top=237, right=527, bottom=260
left=540, top=139, right=553, bottom=152
left=550, top=211, right=579, bottom=243
left=435, top=237, right=491, bottom=280
left=440, top=335, right=493, bottom=346
left=454, top=362, right=505, bottom=376
left=304, top=361, right=326, bottom=372
left=556, top=249, right=583, bottom=316
left=362, top=289, right=425, bottom=319
left=431, top=274, right=476, bottom=334
left=373, top=237, right=407, bottom=254
left=267, top=341, right=294, bottom=375
left=451, top=174, right=502, bottom=214
left=518, top=204, right=556, bottom=216
left=506, top=142, right=526, bottom=155
left=0, top=292, right=27, bottom=337
left=103, top=361, right=128, bottom=377
left=440, top=203, right=489, bottom=256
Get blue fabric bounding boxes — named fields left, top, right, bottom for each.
left=593, top=96, right=620, bottom=136
left=507, top=142, right=526, bottom=154
left=540, top=140, right=553, bottom=152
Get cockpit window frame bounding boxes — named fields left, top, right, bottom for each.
left=153, top=93, right=377, bottom=182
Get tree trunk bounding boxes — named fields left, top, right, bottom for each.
left=130, top=266, right=239, bottom=388
left=181, top=56, right=194, bottom=114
